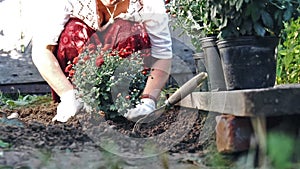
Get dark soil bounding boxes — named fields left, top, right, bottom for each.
left=0, top=101, right=217, bottom=168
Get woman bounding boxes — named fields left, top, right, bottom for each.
left=31, top=0, right=172, bottom=122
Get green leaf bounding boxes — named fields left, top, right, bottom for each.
left=277, top=17, right=300, bottom=84
left=0, top=165, right=13, bottom=169
left=5, top=100, right=16, bottom=107
left=261, top=10, right=274, bottom=28
left=251, top=5, right=260, bottom=22
left=0, top=140, right=9, bottom=148
left=235, top=0, right=243, bottom=11
left=283, top=51, right=294, bottom=69
left=268, top=132, right=294, bottom=169
left=278, top=50, right=287, bottom=56
left=229, top=0, right=235, bottom=6
left=283, top=5, right=293, bottom=21
left=253, top=22, right=266, bottom=36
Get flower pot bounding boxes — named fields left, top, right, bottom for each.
left=193, top=52, right=209, bottom=91
left=217, top=36, right=279, bottom=90
left=201, top=36, right=226, bottom=91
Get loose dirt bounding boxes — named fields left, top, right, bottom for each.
left=0, top=101, right=218, bottom=168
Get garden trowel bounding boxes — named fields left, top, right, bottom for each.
left=133, top=72, right=208, bottom=133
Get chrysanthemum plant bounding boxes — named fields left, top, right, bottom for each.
left=69, top=44, right=150, bottom=119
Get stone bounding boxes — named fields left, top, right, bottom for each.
left=7, top=112, right=19, bottom=119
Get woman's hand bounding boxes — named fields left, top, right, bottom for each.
left=124, top=98, right=156, bottom=121
left=52, top=89, right=83, bottom=122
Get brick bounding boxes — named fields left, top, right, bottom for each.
left=215, top=115, right=253, bottom=153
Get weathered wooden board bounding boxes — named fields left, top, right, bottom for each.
left=179, top=84, right=300, bottom=117
left=0, top=82, right=51, bottom=94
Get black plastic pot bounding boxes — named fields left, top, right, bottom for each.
left=217, top=36, right=279, bottom=90
left=201, top=36, right=226, bottom=91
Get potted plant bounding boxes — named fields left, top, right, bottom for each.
left=210, top=0, right=300, bottom=90
left=167, top=0, right=299, bottom=90
left=167, top=0, right=220, bottom=48
left=167, top=0, right=227, bottom=91
left=215, top=0, right=299, bottom=38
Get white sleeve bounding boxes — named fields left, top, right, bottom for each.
left=32, top=0, right=72, bottom=47
left=142, top=0, right=172, bottom=59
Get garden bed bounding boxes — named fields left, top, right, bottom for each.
left=0, top=100, right=222, bottom=168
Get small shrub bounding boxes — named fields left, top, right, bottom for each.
left=276, top=17, right=300, bottom=84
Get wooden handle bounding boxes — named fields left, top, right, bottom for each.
left=167, top=72, right=208, bottom=106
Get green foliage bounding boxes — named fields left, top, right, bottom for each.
left=212, top=0, right=299, bottom=39
left=267, top=132, right=295, bottom=169
left=168, top=0, right=299, bottom=40
left=100, top=141, right=124, bottom=169
left=160, top=152, right=170, bottom=169
left=101, top=150, right=123, bottom=169
left=167, top=0, right=221, bottom=51
left=0, top=166, right=13, bottom=169
left=37, top=149, right=52, bottom=167
left=0, top=91, right=51, bottom=109
left=156, top=85, right=178, bottom=107
left=0, top=140, right=10, bottom=148
left=276, top=17, right=300, bottom=84
left=73, top=45, right=148, bottom=118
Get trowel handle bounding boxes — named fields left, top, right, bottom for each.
left=167, top=72, right=208, bottom=106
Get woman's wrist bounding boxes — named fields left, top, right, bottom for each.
left=140, top=94, right=157, bottom=104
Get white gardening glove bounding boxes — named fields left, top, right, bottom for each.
left=52, top=89, right=83, bottom=122
left=124, top=98, right=156, bottom=121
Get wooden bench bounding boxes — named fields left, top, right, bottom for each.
left=180, top=84, right=300, bottom=117
left=179, top=84, right=300, bottom=158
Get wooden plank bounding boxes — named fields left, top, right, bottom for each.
left=179, top=84, right=300, bottom=117
left=0, top=82, right=51, bottom=94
